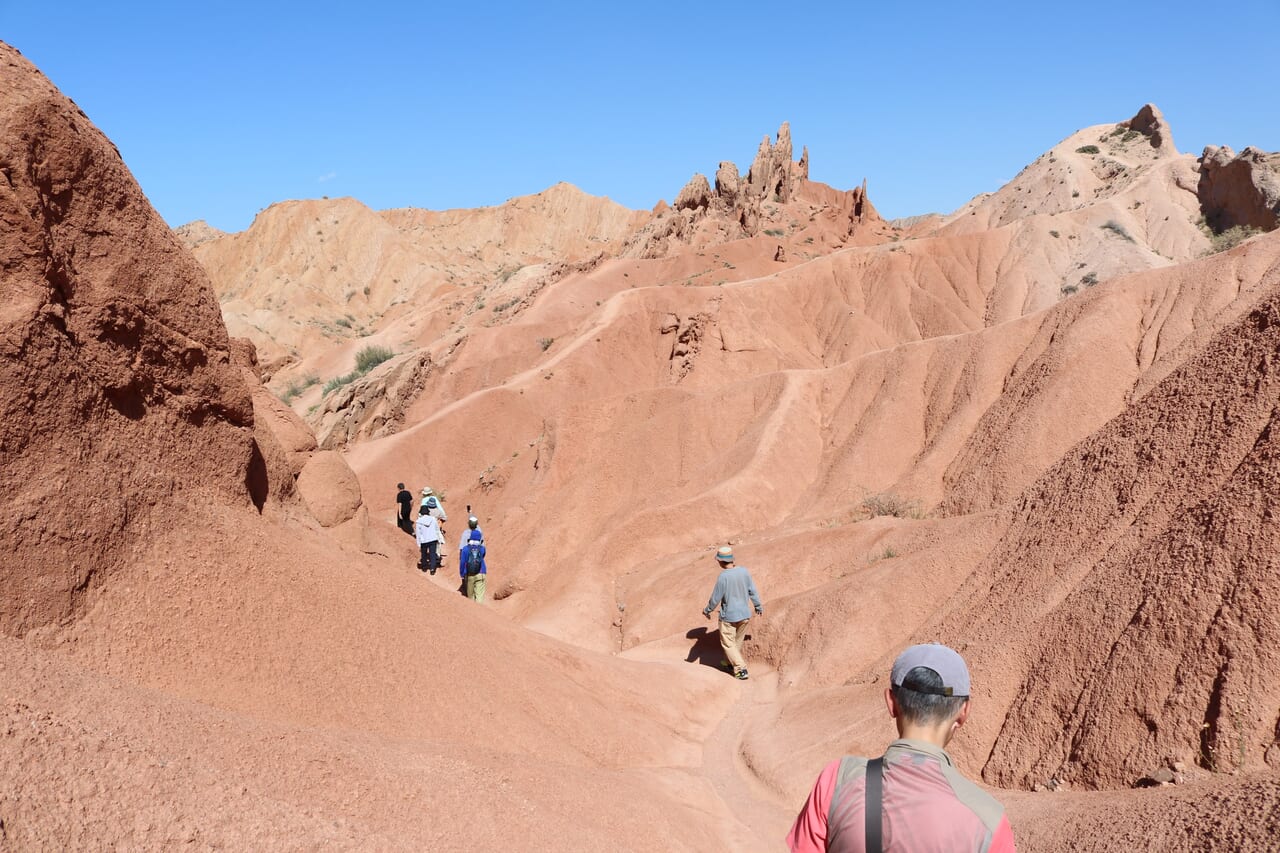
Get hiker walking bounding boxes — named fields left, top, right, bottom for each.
left=421, top=488, right=448, bottom=559
left=786, top=643, right=1017, bottom=852
left=459, top=527, right=487, bottom=603
left=415, top=508, right=442, bottom=575
left=395, top=482, right=414, bottom=534
left=702, top=545, right=763, bottom=680
left=459, top=515, right=482, bottom=553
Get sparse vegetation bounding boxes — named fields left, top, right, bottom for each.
left=1101, top=220, right=1136, bottom=243
left=1205, top=225, right=1264, bottom=255
left=492, top=296, right=521, bottom=313
left=1075, top=145, right=1100, bottom=155
left=1049, top=230, right=1060, bottom=238
left=282, top=374, right=319, bottom=402
left=868, top=546, right=899, bottom=564
left=862, top=493, right=924, bottom=520
left=1072, top=190, right=1081, bottom=198
left=355, top=345, right=394, bottom=372
left=1122, top=130, right=1140, bottom=143
left=322, top=345, right=395, bottom=396
left=537, top=337, right=555, bottom=352
left=1082, top=272, right=1099, bottom=286
left=764, top=228, right=786, bottom=237
left=1061, top=284, right=1080, bottom=296
left=323, top=371, right=360, bottom=395
left=497, top=264, right=524, bottom=283
left=335, top=317, right=352, bottom=328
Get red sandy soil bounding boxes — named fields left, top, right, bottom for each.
left=5, top=38, right=1280, bottom=851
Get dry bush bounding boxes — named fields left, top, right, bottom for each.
left=862, top=493, right=924, bottom=519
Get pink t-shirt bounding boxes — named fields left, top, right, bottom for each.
left=787, top=741, right=1017, bottom=853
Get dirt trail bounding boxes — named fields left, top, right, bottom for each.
left=621, top=636, right=795, bottom=849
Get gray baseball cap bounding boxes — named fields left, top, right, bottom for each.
left=891, top=643, right=971, bottom=698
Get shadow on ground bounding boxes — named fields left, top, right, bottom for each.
left=686, top=625, right=740, bottom=673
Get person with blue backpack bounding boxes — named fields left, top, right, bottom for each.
left=460, top=528, right=487, bottom=602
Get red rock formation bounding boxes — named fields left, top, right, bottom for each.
left=949, top=253, right=1280, bottom=789
left=0, top=43, right=257, bottom=635
left=1198, top=144, right=1280, bottom=232
left=625, top=122, right=883, bottom=257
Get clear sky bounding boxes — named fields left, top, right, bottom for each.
left=4, top=1, right=1277, bottom=232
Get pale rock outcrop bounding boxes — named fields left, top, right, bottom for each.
left=1120, top=103, right=1175, bottom=153
left=746, top=121, right=798, bottom=203
left=174, top=219, right=227, bottom=249
left=715, top=161, right=740, bottom=200
left=673, top=173, right=713, bottom=211
left=623, top=123, right=868, bottom=257
left=314, top=352, right=433, bottom=449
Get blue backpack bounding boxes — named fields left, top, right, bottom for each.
left=465, top=541, right=483, bottom=576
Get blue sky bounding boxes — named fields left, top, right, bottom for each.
left=4, top=1, right=1277, bottom=232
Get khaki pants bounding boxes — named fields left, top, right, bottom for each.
left=719, top=618, right=750, bottom=674
left=466, top=573, right=486, bottom=603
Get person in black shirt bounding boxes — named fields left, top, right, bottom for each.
left=395, top=483, right=414, bottom=534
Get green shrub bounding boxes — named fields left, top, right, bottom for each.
left=282, top=374, right=319, bottom=402
left=335, top=317, right=352, bottom=328
left=1206, top=225, right=1263, bottom=255
left=1075, top=145, right=1100, bottom=155
left=1049, top=230, right=1060, bottom=238
left=323, top=371, right=359, bottom=394
left=763, top=228, right=785, bottom=237
left=355, top=345, right=394, bottom=372
left=1061, top=284, right=1080, bottom=296
left=322, top=346, right=395, bottom=397
left=1081, top=272, right=1099, bottom=286
left=537, top=337, right=554, bottom=352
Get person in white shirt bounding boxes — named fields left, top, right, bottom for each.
left=415, top=511, right=441, bottom=575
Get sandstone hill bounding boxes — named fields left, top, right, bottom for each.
left=0, top=42, right=754, bottom=850
left=6, top=35, right=1280, bottom=852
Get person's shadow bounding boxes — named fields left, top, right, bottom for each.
left=686, top=625, right=729, bottom=670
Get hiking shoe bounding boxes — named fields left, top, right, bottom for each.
left=735, top=669, right=749, bottom=680
left=429, top=568, right=437, bottom=576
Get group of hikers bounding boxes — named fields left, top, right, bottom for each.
left=701, top=545, right=1015, bottom=852
left=394, top=483, right=487, bottom=603
left=387, top=488, right=1014, bottom=850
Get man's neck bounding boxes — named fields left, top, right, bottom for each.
left=895, top=721, right=953, bottom=750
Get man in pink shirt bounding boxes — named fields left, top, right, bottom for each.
left=786, top=644, right=1016, bottom=852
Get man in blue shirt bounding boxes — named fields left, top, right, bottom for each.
left=702, top=546, right=763, bottom=680
left=459, top=528, right=487, bottom=603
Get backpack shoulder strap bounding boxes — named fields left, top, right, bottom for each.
left=865, top=756, right=884, bottom=853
